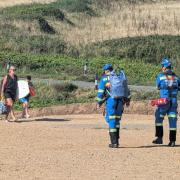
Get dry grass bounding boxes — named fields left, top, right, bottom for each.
left=0, top=0, right=55, bottom=8
left=1, top=0, right=180, bottom=47
left=52, top=1, right=180, bottom=45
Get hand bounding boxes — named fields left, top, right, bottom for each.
left=126, top=101, right=130, bottom=107
left=96, top=103, right=101, bottom=109
left=124, top=97, right=130, bottom=107
left=0, top=92, right=4, bottom=99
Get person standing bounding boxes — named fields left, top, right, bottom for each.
left=19, top=76, right=35, bottom=119
left=96, top=64, right=130, bottom=148
left=1, top=65, right=18, bottom=122
left=152, top=58, right=180, bottom=147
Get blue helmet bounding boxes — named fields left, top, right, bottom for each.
left=103, top=64, right=113, bottom=71
left=161, top=58, right=172, bottom=68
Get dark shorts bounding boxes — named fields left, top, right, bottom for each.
left=4, top=92, right=16, bottom=101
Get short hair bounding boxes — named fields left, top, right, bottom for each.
left=8, top=65, right=16, bottom=72
left=27, top=75, right=31, bottom=80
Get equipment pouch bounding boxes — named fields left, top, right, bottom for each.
left=151, top=98, right=169, bottom=107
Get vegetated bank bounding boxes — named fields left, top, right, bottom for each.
left=0, top=0, right=179, bottom=86
left=13, top=81, right=161, bottom=110
left=0, top=51, right=160, bottom=85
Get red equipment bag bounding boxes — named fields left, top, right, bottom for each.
left=151, top=98, right=169, bottom=106
left=29, top=87, right=36, bottom=97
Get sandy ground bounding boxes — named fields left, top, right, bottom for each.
left=0, top=0, right=55, bottom=8
left=0, top=114, right=180, bottom=180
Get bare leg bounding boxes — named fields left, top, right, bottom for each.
left=5, top=106, right=10, bottom=121
left=23, top=102, right=30, bottom=119
left=22, top=103, right=26, bottom=118
left=6, top=98, right=16, bottom=121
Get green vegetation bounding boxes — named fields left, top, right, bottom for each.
left=0, top=0, right=178, bottom=86
left=85, top=35, right=180, bottom=70
left=14, top=82, right=95, bottom=110
left=0, top=0, right=179, bottom=108
left=15, top=82, right=180, bottom=110
left=0, top=52, right=159, bottom=85
left=0, top=0, right=95, bottom=20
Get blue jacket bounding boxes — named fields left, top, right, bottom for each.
left=96, top=73, right=110, bottom=104
left=156, top=72, right=180, bottom=101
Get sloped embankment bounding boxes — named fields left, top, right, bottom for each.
left=20, top=101, right=166, bottom=118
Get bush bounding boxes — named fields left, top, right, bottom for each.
left=38, top=17, right=55, bottom=34
left=86, top=35, right=180, bottom=69
left=1, top=0, right=95, bottom=20
left=0, top=52, right=160, bottom=85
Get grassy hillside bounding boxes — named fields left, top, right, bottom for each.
left=85, top=35, right=180, bottom=68
left=0, top=0, right=179, bottom=85
left=0, top=0, right=179, bottom=45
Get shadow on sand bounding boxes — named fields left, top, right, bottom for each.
left=120, top=144, right=180, bottom=148
left=15, top=118, right=71, bottom=123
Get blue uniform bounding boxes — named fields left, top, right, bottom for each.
left=96, top=73, right=129, bottom=133
left=155, top=72, right=180, bottom=130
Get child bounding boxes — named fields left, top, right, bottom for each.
left=20, top=76, right=34, bottom=119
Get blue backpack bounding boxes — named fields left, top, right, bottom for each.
left=108, top=70, right=129, bottom=98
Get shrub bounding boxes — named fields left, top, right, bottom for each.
left=86, top=35, right=180, bottom=69
left=38, top=17, right=55, bottom=34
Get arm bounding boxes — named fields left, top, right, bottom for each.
left=96, top=77, right=106, bottom=107
left=178, top=76, right=180, bottom=91
left=1, top=76, right=7, bottom=97
left=156, top=74, right=161, bottom=90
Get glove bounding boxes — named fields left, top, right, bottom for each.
left=124, top=97, right=131, bottom=107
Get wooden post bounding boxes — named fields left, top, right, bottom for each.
left=95, top=73, right=98, bottom=90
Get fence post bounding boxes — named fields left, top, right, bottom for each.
left=95, top=73, right=98, bottom=90
left=84, top=63, right=88, bottom=76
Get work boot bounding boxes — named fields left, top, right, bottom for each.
left=155, top=126, right=163, bottom=137
left=168, top=141, right=176, bottom=147
left=168, top=130, right=176, bottom=147
left=109, top=132, right=119, bottom=148
left=152, top=126, right=163, bottom=144
left=116, top=128, right=120, bottom=146
left=152, top=137, right=163, bottom=144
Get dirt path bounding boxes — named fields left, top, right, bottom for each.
left=32, top=77, right=157, bottom=92
left=0, top=114, right=180, bottom=180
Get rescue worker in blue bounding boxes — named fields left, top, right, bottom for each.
left=96, top=64, right=130, bottom=148
left=153, top=58, right=180, bottom=147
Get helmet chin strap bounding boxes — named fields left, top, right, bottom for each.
left=163, top=68, right=172, bottom=74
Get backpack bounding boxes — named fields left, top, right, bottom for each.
left=29, top=86, right=36, bottom=97
left=108, top=70, right=129, bottom=98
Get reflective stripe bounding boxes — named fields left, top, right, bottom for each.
left=109, top=128, right=117, bottom=132
left=174, top=77, right=178, bottom=80
left=109, top=115, right=121, bottom=119
left=160, top=76, right=166, bottom=80
left=103, top=78, right=108, bottom=81
left=116, top=124, right=120, bottom=128
left=168, top=114, right=177, bottom=118
left=156, top=123, right=163, bottom=126
left=98, top=89, right=104, bottom=93
left=96, top=97, right=103, bottom=102
left=170, top=128, right=177, bottom=131
left=160, top=114, right=165, bottom=118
